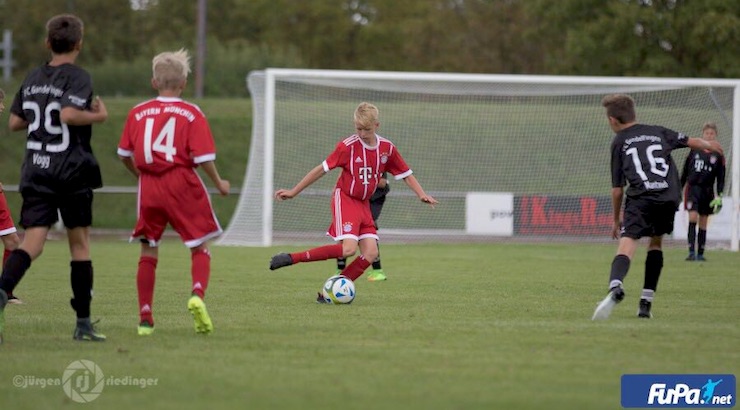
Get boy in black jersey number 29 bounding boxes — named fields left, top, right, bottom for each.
left=592, top=94, right=722, bottom=321
left=0, top=14, right=108, bottom=344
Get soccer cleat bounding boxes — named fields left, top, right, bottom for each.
left=696, top=254, right=706, bottom=262
left=7, top=293, right=22, bottom=305
left=637, top=299, right=652, bottom=318
left=685, top=253, right=696, bottom=261
left=0, top=289, right=7, bottom=345
left=73, top=318, right=107, bottom=342
left=187, top=295, right=213, bottom=334
left=316, top=292, right=329, bottom=304
left=137, top=321, right=155, bottom=336
left=269, top=253, right=293, bottom=270
left=592, top=286, right=625, bottom=320
left=367, top=270, right=387, bottom=282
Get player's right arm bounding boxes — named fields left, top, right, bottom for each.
left=686, top=137, right=722, bottom=155
left=275, top=164, right=326, bottom=201
left=8, top=113, right=27, bottom=131
left=60, top=96, right=108, bottom=125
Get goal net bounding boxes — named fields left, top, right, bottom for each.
left=219, top=69, right=739, bottom=250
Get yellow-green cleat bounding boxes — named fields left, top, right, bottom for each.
left=137, top=321, right=155, bottom=336
left=367, top=270, right=387, bottom=282
left=187, top=295, right=213, bottom=335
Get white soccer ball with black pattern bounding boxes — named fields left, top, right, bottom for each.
left=321, top=275, right=356, bottom=304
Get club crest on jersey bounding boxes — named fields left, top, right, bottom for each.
left=343, top=222, right=353, bottom=233
left=380, top=155, right=388, bottom=164
left=710, top=156, right=717, bottom=164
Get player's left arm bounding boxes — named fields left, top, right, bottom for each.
left=611, top=187, right=623, bottom=240
left=61, top=96, right=107, bottom=125
left=401, top=174, right=438, bottom=208
left=716, top=155, right=726, bottom=196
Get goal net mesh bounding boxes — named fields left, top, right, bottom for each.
left=219, top=71, right=734, bottom=246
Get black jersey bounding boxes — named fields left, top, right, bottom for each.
left=680, top=149, right=725, bottom=193
left=611, top=124, right=688, bottom=204
left=10, top=63, right=102, bottom=194
left=370, top=172, right=390, bottom=203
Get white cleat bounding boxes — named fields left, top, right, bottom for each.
left=592, top=287, right=625, bottom=320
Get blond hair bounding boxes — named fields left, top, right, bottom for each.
left=152, top=49, right=191, bottom=90
left=354, top=102, right=379, bottom=126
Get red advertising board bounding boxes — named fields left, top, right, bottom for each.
left=515, top=195, right=613, bottom=236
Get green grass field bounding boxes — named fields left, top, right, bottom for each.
left=0, top=239, right=737, bottom=409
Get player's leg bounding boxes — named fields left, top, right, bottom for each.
left=593, top=199, right=643, bottom=320
left=0, top=193, right=55, bottom=343
left=137, top=242, right=158, bottom=335
left=367, top=239, right=386, bottom=282
left=1, top=233, right=22, bottom=304
left=638, top=236, right=663, bottom=318
left=696, top=214, right=709, bottom=261
left=686, top=210, right=698, bottom=260
left=271, top=190, right=355, bottom=270
left=166, top=170, right=222, bottom=334
left=0, top=192, right=22, bottom=303
left=341, top=237, right=378, bottom=281
left=62, top=190, right=105, bottom=341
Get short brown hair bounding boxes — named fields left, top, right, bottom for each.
left=46, top=14, right=84, bottom=54
left=601, top=94, right=636, bottom=124
left=702, top=122, right=717, bottom=133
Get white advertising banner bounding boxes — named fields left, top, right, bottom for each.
left=465, top=192, right=514, bottom=236
left=673, top=198, right=735, bottom=240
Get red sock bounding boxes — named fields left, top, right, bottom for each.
left=342, top=255, right=372, bottom=281
left=137, top=256, right=157, bottom=325
left=290, top=244, right=343, bottom=264
left=191, top=249, right=211, bottom=299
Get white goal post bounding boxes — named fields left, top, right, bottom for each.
left=219, top=69, right=740, bottom=251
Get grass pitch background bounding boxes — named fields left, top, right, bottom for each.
left=0, top=240, right=737, bottom=409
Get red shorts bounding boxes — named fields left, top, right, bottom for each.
left=326, top=189, right=378, bottom=242
left=132, top=168, right=222, bottom=248
left=0, top=191, right=17, bottom=237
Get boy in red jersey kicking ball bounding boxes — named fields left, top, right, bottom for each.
left=269, top=102, right=438, bottom=302
left=118, top=49, right=230, bottom=335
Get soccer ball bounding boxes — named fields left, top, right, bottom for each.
left=321, top=275, right=356, bottom=304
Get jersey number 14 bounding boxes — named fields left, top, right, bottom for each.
left=143, top=117, right=177, bottom=164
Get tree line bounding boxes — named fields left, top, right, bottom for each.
left=1, top=0, right=737, bottom=97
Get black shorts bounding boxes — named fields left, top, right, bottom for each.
left=370, top=195, right=386, bottom=222
left=621, top=197, right=678, bottom=239
left=20, top=190, right=94, bottom=229
left=684, top=185, right=715, bottom=216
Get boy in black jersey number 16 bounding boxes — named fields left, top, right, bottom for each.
left=0, top=14, right=108, bottom=344
left=592, top=94, right=722, bottom=321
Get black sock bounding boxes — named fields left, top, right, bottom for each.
left=609, top=254, right=631, bottom=287
left=643, top=250, right=663, bottom=292
left=698, top=229, right=707, bottom=255
left=337, top=257, right=346, bottom=270
left=70, top=260, right=93, bottom=319
left=687, top=222, right=697, bottom=253
left=0, top=249, right=32, bottom=294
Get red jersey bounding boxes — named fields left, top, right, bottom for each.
left=323, top=134, right=412, bottom=201
left=117, top=97, right=216, bottom=174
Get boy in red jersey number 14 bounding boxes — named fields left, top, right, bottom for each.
left=270, top=102, right=438, bottom=302
left=117, top=49, right=229, bottom=335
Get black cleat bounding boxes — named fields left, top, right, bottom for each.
left=316, top=292, right=329, bottom=304
left=637, top=299, right=652, bottom=318
left=269, top=253, right=293, bottom=270
left=696, top=254, right=706, bottom=262
left=685, top=253, right=696, bottom=261
left=73, top=318, right=107, bottom=342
